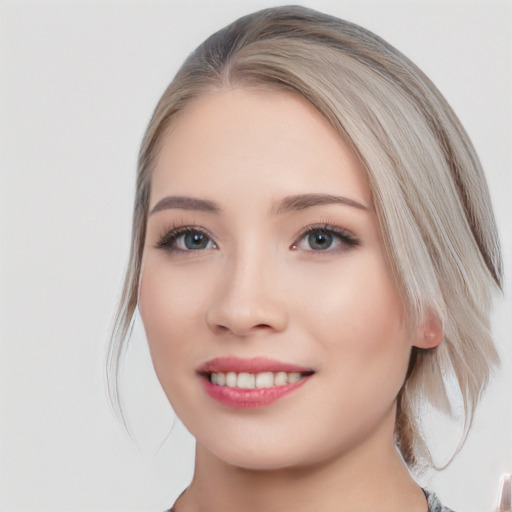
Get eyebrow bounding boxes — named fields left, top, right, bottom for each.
left=149, top=193, right=369, bottom=216
left=273, top=193, right=369, bottom=214
left=150, top=196, right=220, bottom=215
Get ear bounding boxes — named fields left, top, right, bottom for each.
left=412, top=310, right=444, bottom=349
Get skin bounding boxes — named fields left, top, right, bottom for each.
left=139, top=88, right=442, bottom=512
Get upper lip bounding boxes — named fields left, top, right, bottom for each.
left=196, top=356, right=314, bottom=374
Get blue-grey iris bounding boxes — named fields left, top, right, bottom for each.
left=308, top=232, right=333, bottom=250
left=184, top=233, right=210, bottom=250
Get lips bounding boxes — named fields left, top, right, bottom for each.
left=197, top=356, right=312, bottom=374
left=197, top=356, right=314, bottom=408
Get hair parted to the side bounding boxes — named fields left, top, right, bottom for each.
left=106, top=5, right=503, bottom=470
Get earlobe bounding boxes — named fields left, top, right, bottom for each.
left=413, top=311, right=444, bottom=349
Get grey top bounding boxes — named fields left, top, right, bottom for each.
left=424, top=489, right=455, bottom=512
left=168, top=488, right=454, bottom=511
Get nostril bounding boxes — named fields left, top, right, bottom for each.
left=211, top=322, right=274, bottom=337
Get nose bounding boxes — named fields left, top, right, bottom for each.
left=205, top=251, right=289, bottom=337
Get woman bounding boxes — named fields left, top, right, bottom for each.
left=107, top=6, right=503, bottom=511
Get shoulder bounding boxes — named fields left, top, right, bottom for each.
left=424, top=489, right=456, bottom=512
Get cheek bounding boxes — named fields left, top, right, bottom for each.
left=293, top=257, right=411, bottom=452
left=138, top=260, right=205, bottom=386
left=298, top=252, right=411, bottom=392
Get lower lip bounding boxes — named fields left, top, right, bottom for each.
left=201, top=376, right=311, bottom=408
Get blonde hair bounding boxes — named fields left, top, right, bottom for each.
left=107, top=6, right=503, bottom=470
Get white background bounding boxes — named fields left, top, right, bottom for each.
left=0, top=1, right=510, bottom=511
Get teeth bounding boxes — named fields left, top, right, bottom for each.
left=255, top=372, right=274, bottom=388
left=216, top=372, right=226, bottom=386
left=288, top=372, right=301, bottom=384
left=237, top=372, right=255, bottom=389
left=274, top=371, right=287, bottom=386
left=209, top=371, right=307, bottom=389
left=226, top=372, right=237, bottom=387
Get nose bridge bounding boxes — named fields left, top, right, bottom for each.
left=206, top=239, right=287, bottom=335
left=232, top=240, right=271, bottom=295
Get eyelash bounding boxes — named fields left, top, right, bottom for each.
left=155, top=225, right=216, bottom=253
left=155, top=223, right=360, bottom=254
left=292, top=223, right=360, bottom=254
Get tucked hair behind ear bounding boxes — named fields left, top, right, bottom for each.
left=107, top=5, right=503, bottom=470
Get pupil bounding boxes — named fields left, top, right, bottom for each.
left=185, top=233, right=207, bottom=249
left=308, top=231, right=332, bottom=250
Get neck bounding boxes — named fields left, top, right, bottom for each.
left=174, top=413, right=427, bottom=512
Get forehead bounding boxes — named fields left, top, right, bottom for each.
left=150, top=87, right=372, bottom=209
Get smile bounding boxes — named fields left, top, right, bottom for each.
left=197, top=357, right=315, bottom=408
left=210, top=371, right=305, bottom=388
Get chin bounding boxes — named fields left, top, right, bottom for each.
left=196, top=429, right=345, bottom=473
left=212, top=445, right=305, bottom=472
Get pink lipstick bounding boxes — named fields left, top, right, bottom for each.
left=197, top=356, right=314, bottom=408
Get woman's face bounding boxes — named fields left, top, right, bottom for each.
left=139, top=88, right=421, bottom=470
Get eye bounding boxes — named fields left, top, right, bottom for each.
left=156, top=226, right=217, bottom=253
left=306, top=231, right=335, bottom=251
left=291, top=225, right=359, bottom=253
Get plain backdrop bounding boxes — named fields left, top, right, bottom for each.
left=0, top=1, right=511, bottom=511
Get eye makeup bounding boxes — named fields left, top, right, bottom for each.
left=155, top=224, right=217, bottom=253
left=154, top=219, right=360, bottom=257
left=291, top=223, right=360, bottom=254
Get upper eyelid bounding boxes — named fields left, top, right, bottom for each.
left=156, top=225, right=217, bottom=250
left=155, top=222, right=359, bottom=250
left=168, top=225, right=214, bottom=238
left=294, top=223, right=359, bottom=242
left=291, top=224, right=361, bottom=254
